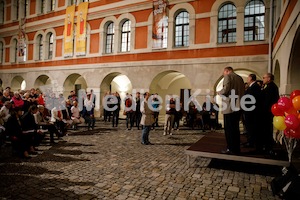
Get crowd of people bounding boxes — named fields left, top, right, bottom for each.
left=0, top=67, right=281, bottom=154
left=0, top=87, right=96, bottom=158
left=103, top=91, right=220, bottom=134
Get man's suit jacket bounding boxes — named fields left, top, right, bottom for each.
left=244, top=81, right=262, bottom=113
left=262, top=81, right=279, bottom=116
left=218, top=72, right=245, bottom=114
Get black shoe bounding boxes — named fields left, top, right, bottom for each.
left=264, top=150, right=277, bottom=159
left=147, top=142, right=154, bottom=145
left=221, top=149, right=233, bottom=155
left=242, top=142, right=254, bottom=148
left=141, top=142, right=148, bottom=145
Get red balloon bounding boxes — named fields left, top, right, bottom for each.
left=271, top=103, right=285, bottom=116
left=285, top=114, right=300, bottom=130
left=285, top=107, right=299, bottom=116
left=290, top=90, right=300, bottom=100
left=278, top=97, right=292, bottom=112
left=284, top=127, right=300, bottom=139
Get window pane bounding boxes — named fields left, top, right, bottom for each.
left=218, top=3, right=237, bottom=43
left=105, top=22, right=114, bottom=53
left=41, top=0, right=45, bottom=13
left=244, top=0, right=265, bottom=41
left=48, top=33, right=53, bottom=59
left=14, top=39, right=18, bottom=62
left=0, top=42, right=3, bottom=63
left=175, top=11, right=189, bottom=47
left=0, top=2, right=4, bottom=23
left=121, top=20, right=131, bottom=52
left=51, top=0, right=55, bottom=11
left=38, top=35, right=43, bottom=60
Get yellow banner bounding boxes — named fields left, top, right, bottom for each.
left=76, top=2, right=89, bottom=56
left=64, top=5, right=75, bottom=57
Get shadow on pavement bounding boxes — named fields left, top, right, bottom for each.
left=207, top=158, right=283, bottom=176
left=0, top=173, right=97, bottom=199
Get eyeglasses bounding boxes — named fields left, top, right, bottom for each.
left=263, top=76, right=268, bottom=79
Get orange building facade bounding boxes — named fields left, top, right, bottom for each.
left=0, top=0, right=299, bottom=116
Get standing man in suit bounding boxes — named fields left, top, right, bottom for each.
left=243, top=74, right=262, bottom=149
left=217, top=67, right=245, bottom=155
left=261, top=73, right=279, bottom=155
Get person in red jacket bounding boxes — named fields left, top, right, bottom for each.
left=11, top=91, right=24, bottom=109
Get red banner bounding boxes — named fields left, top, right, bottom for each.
left=152, top=0, right=168, bottom=49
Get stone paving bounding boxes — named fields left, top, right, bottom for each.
left=0, top=120, right=282, bottom=200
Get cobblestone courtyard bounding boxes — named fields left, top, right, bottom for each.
left=0, top=121, right=281, bottom=200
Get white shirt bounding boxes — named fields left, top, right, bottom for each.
left=71, top=106, right=81, bottom=119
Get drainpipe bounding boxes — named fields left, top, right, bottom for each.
left=268, top=0, right=274, bottom=73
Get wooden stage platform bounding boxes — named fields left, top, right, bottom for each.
left=185, top=132, right=290, bottom=167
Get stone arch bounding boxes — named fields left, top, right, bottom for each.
left=288, top=25, right=300, bottom=92
left=274, top=60, right=280, bottom=88
left=150, top=70, right=192, bottom=101
left=34, top=75, right=52, bottom=89
left=63, top=73, right=88, bottom=98
left=11, top=75, right=26, bottom=91
left=100, top=72, right=133, bottom=117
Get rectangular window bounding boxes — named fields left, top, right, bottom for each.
left=0, top=2, right=4, bottom=23
left=50, top=0, right=55, bottom=11
left=0, top=42, right=3, bottom=64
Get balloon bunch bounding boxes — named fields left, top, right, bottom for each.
left=272, top=90, right=300, bottom=138
left=272, top=90, right=300, bottom=162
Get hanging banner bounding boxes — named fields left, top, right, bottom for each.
left=75, top=2, right=88, bottom=56
left=152, top=0, right=168, bottom=49
left=64, top=5, right=75, bottom=57
left=18, top=17, right=26, bottom=62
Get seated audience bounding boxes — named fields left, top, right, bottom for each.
left=71, top=101, right=85, bottom=129
left=34, top=105, right=59, bottom=143
left=21, top=105, right=43, bottom=154
left=6, top=107, right=30, bottom=158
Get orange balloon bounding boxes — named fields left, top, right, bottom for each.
left=292, top=96, right=300, bottom=111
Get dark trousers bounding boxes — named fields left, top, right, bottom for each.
left=56, top=120, right=67, bottom=135
left=41, top=124, right=58, bottom=142
left=135, top=112, right=142, bottom=129
left=112, top=110, right=119, bottom=127
left=153, top=112, right=159, bottom=127
left=85, top=116, right=95, bottom=129
left=244, top=112, right=256, bottom=145
left=224, top=111, right=241, bottom=154
left=261, top=113, right=274, bottom=151
left=104, top=109, right=111, bottom=122
left=126, top=112, right=134, bottom=129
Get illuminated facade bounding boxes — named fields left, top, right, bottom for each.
left=0, top=0, right=299, bottom=116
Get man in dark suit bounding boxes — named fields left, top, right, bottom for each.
left=243, top=74, right=262, bottom=149
left=261, top=73, right=279, bottom=154
left=217, top=67, right=245, bottom=155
